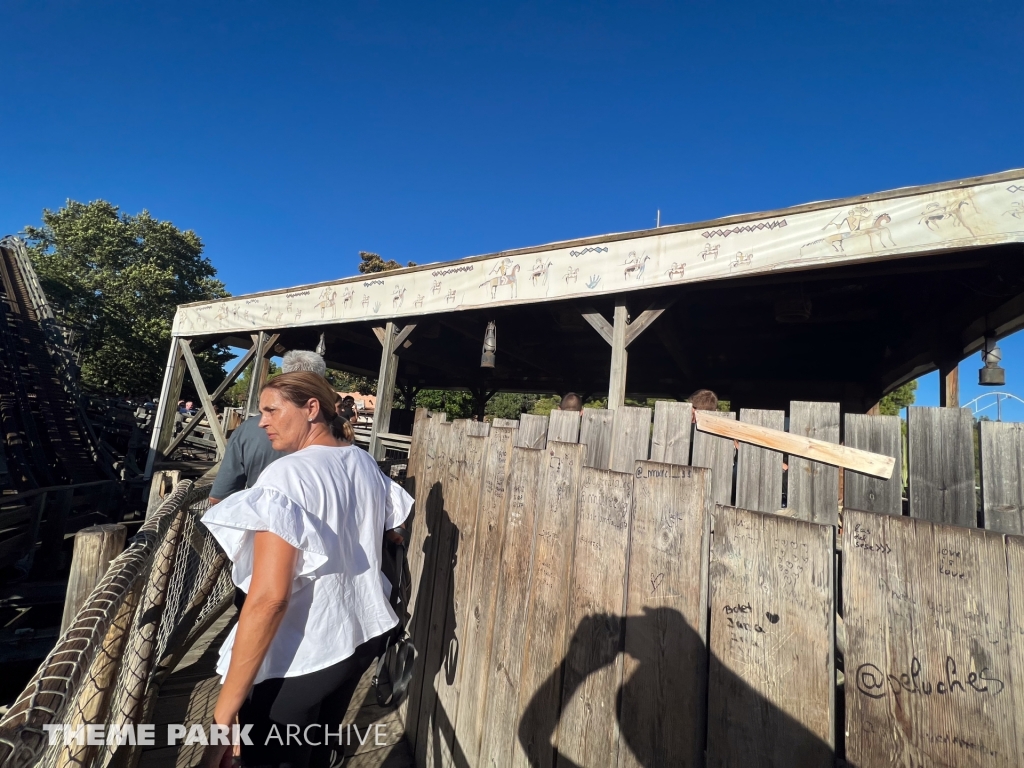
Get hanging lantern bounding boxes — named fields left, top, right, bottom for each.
left=481, top=321, right=496, bottom=368
left=979, top=335, right=1005, bottom=386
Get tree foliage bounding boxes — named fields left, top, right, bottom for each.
left=486, top=393, right=539, bottom=420
left=879, top=380, right=917, bottom=416
left=414, top=389, right=475, bottom=420
left=24, top=200, right=229, bottom=396
left=358, top=251, right=415, bottom=274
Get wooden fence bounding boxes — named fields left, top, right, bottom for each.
left=399, top=404, right=1024, bottom=767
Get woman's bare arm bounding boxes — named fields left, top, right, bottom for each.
left=213, top=531, right=299, bottom=726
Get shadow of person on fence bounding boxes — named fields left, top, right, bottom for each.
left=518, top=607, right=834, bottom=768
left=407, top=480, right=473, bottom=768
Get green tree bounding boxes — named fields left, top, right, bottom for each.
left=879, top=381, right=918, bottom=416
left=485, top=393, right=539, bottom=420
left=414, top=389, right=474, bottom=420
left=358, top=251, right=415, bottom=273
left=24, top=200, right=229, bottom=396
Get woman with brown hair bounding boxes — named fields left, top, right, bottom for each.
left=200, top=371, right=413, bottom=768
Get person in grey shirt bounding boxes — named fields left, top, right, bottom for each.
left=209, top=350, right=327, bottom=504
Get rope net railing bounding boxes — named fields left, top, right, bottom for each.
left=0, top=478, right=233, bottom=768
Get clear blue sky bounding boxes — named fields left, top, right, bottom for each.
left=2, top=1, right=1022, bottom=414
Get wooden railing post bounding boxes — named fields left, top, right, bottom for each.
left=60, top=523, right=127, bottom=634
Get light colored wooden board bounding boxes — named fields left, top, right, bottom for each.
left=467, top=420, right=491, bottom=437
left=692, top=412, right=736, bottom=507
left=649, top=401, right=693, bottom=466
left=579, top=409, right=615, bottom=470
left=735, top=409, right=786, bottom=514
left=452, top=426, right=518, bottom=765
left=908, top=406, right=977, bottom=527
left=696, top=410, right=895, bottom=479
left=493, top=418, right=519, bottom=429
left=1003, top=535, right=1024, bottom=767
left=517, top=413, right=549, bottom=449
left=844, top=414, right=903, bottom=517
left=618, top=463, right=712, bottom=768
left=477, top=447, right=544, bottom=768
left=556, top=468, right=633, bottom=767
left=707, top=504, right=835, bottom=767
left=980, top=420, right=1024, bottom=534
left=434, top=431, right=489, bottom=768
left=513, top=441, right=586, bottom=768
left=402, top=419, right=451, bottom=744
left=609, top=406, right=652, bottom=474
left=844, top=509, right=1017, bottom=767
left=415, top=421, right=467, bottom=766
left=786, top=401, right=840, bottom=524
left=547, top=409, right=582, bottom=444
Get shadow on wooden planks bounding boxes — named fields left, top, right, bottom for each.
left=403, top=415, right=834, bottom=768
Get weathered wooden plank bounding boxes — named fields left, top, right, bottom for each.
left=691, top=411, right=736, bottom=508
left=466, top=420, right=491, bottom=437
left=579, top=409, right=615, bottom=470
left=1003, top=535, right=1024, bottom=767
left=734, top=409, right=785, bottom=514
left=433, top=431, right=489, bottom=768
left=404, top=421, right=455, bottom=751
left=414, top=420, right=467, bottom=766
left=556, top=468, right=633, bottom=767
left=707, top=505, right=834, bottom=767
left=547, top=409, right=582, bottom=444
left=609, top=406, right=652, bottom=474
left=908, top=406, right=977, bottom=527
left=452, top=427, right=517, bottom=764
left=649, top=401, right=693, bottom=466
left=696, top=410, right=895, bottom=479
left=515, top=413, right=549, bottom=449
left=477, top=448, right=544, bottom=768
left=844, top=414, right=903, bottom=517
left=980, top=420, right=1024, bottom=534
left=786, top=401, right=840, bottom=524
left=493, top=418, right=519, bottom=429
left=618, top=463, right=712, bottom=768
left=513, top=441, right=586, bottom=768
left=844, top=509, right=1016, bottom=767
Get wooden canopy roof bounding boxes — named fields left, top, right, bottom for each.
left=175, top=170, right=1024, bottom=411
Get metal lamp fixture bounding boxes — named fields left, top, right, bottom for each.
left=481, top=321, right=496, bottom=368
left=979, top=335, right=1005, bottom=386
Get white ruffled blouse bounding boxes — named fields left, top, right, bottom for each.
left=201, top=443, right=414, bottom=683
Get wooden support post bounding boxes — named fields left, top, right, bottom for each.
left=161, top=343, right=258, bottom=456
left=608, top=301, right=629, bottom=410
left=245, top=331, right=270, bottom=416
left=180, top=339, right=228, bottom=457
left=143, top=341, right=186, bottom=480
left=369, top=322, right=415, bottom=459
left=940, top=361, right=959, bottom=408
left=582, top=298, right=671, bottom=410
left=60, top=523, right=127, bottom=634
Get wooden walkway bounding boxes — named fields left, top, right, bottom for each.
left=138, top=608, right=414, bottom=768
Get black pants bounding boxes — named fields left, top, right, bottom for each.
left=239, top=635, right=385, bottom=768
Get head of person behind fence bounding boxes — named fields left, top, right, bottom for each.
left=559, top=392, right=583, bottom=412
left=281, top=349, right=327, bottom=377
left=259, top=371, right=354, bottom=452
left=689, top=389, right=719, bottom=411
